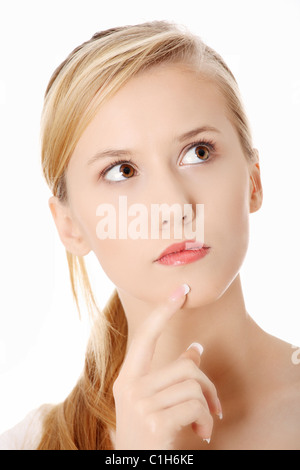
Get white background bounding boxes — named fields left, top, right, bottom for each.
left=0, top=0, right=299, bottom=434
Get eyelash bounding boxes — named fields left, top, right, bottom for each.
left=98, top=157, right=136, bottom=183
left=98, top=138, right=217, bottom=184
left=180, top=138, right=216, bottom=165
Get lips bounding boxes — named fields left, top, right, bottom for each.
left=154, top=239, right=208, bottom=262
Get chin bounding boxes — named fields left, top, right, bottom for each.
left=182, top=272, right=241, bottom=309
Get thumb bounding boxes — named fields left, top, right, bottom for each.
left=180, top=342, right=204, bottom=368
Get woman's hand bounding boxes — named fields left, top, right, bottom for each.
left=112, top=284, right=222, bottom=450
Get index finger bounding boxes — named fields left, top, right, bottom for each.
left=122, top=284, right=190, bottom=378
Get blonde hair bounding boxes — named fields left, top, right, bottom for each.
left=38, top=20, right=254, bottom=449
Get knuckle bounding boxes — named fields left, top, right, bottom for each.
left=186, top=378, right=202, bottom=394
left=205, top=412, right=214, bottom=433
left=203, top=408, right=214, bottom=429
left=197, top=371, right=218, bottom=400
left=211, top=383, right=218, bottom=398
left=207, top=382, right=218, bottom=402
left=123, top=385, right=137, bottom=403
left=135, top=398, right=148, bottom=417
left=180, top=357, right=192, bottom=368
left=114, top=381, right=137, bottom=404
left=204, top=377, right=217, bottom=395
left=145, top=413, right=162, bottom=434
left=189, top=398, right=203, bottom=415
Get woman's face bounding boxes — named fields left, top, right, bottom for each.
left=62, top=62, right=260, bottom=307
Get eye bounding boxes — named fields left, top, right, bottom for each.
left=181, top=143, right=211, bottom=165
left=103, top=161, right=136, bottom=182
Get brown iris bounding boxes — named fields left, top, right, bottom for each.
left=195, top=145, right=210, bottom=161
left=120, top=163, right=134, bottom=178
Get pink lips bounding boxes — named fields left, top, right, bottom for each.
left=154, top=240, right=210, bottom=266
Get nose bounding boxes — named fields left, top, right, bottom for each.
left=159, top=202, right=197, bottom=242
left=144, top=167, right=199, bottom=241
left=161, top=205, right=192, bottom=228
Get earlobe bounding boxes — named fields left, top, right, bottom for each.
left=48, top=196, right=91, bottom=256
left=249, top=149, right=263, bottom=214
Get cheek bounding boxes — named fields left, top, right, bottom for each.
left=207, top=160, right=251, bottom=267
left=93, top=238, right=152, bottom=296
left=69, top=189, right=149, bottom=293
left=226, top=164, right=250, bottom=236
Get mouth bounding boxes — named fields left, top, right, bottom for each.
left=154, top=239, right=210, bottom=266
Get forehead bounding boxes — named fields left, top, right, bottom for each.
left=71, top=63, right=231, bottom=159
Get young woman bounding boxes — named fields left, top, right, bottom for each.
left=1, top=20, right=299, bottom=450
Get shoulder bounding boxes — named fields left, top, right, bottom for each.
left=0, top=404, right=53, bottom=450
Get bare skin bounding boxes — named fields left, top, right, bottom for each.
left=111, top=279, right=300, bottom=450
left=49, top=62, right=300, bottom=449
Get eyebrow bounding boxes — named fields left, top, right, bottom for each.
left=87, top=125, right=221, bottom=166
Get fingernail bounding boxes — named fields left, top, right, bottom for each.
left=169, top=283, right=190, bottom=301
left=203, top=438, right=211, bottom=444
left=187, top=342, right=204, bottom=356
left=216, top=398, right=223, bottom=420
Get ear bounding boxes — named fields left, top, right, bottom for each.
left=249, top=149, right=263, bottom=214
left=48, top=196, right=91, bottom=256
